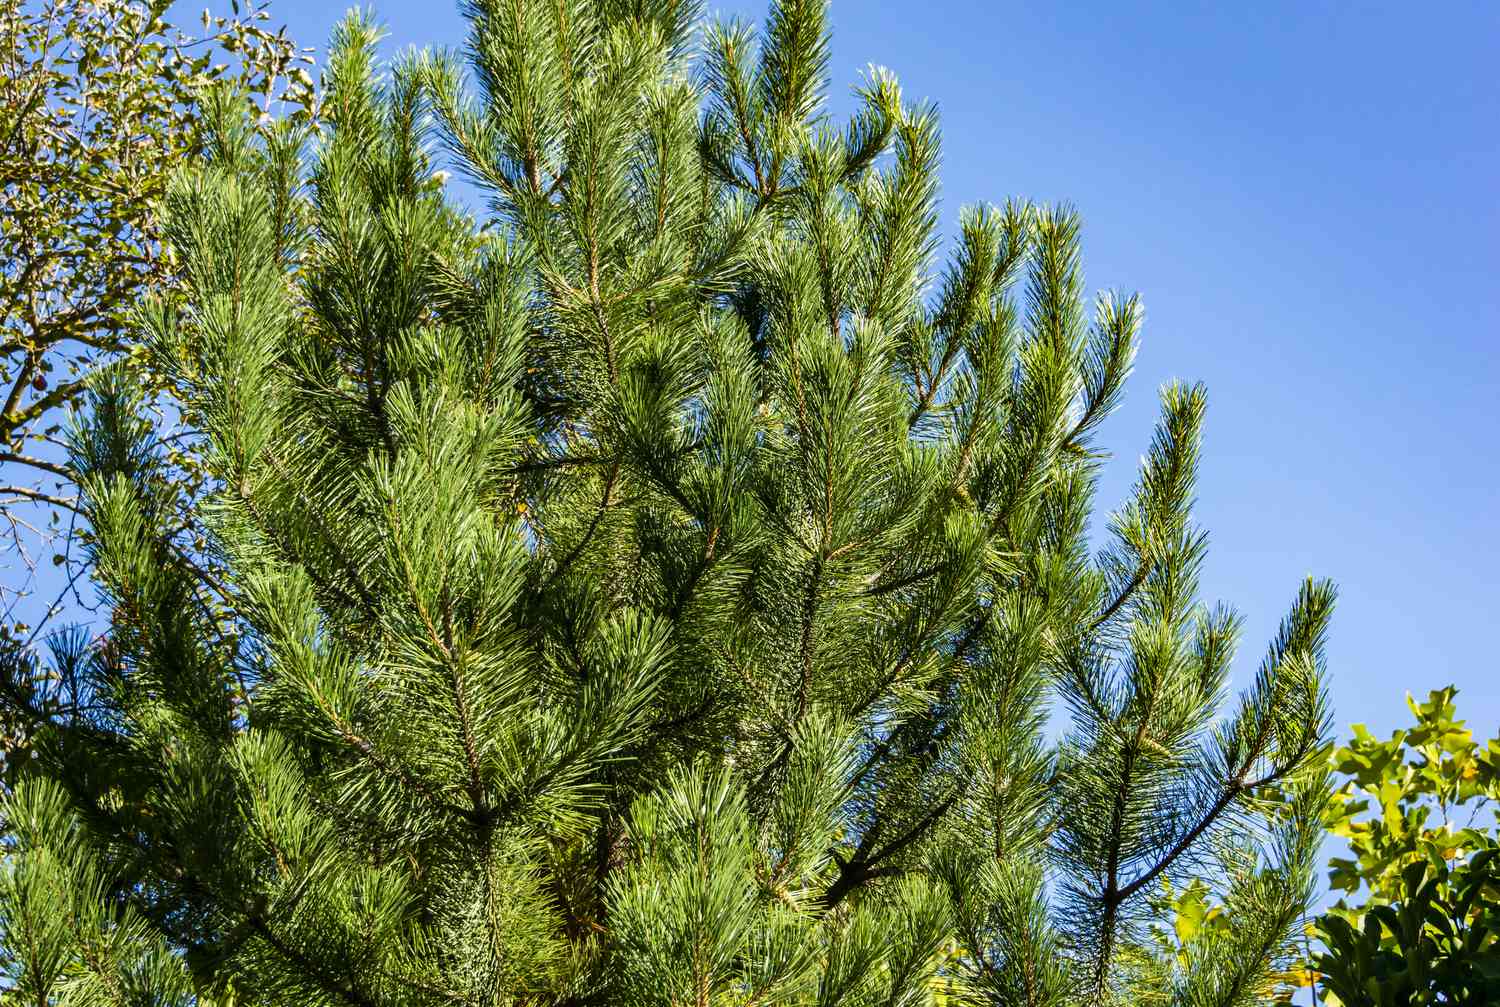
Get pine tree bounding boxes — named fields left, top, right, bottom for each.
left=0, top=3, right=1337, bottom=1006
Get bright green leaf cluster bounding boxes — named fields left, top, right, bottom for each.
left=1312, top=688, right=1500, bottom=1004
left=1324, top=687, right=1499, bottom=905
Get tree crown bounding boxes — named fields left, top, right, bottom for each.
left=1, top=4, right=1337, bottom=1006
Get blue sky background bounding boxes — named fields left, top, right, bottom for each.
left=166, top=0, right=1498, bottom=741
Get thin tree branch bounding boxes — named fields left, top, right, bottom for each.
left=1088, top=560, right=1151, bottom=634
left=543, top=462, right=620, bottom=590
left=0, top=484, right=80, bottom=513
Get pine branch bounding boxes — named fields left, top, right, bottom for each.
left=327, top=710, right=481, bottom=826
left=795, top=555, right=822, bottom=721
left=246, top=915, right=377, bottom=1007
left=1088, top=560, right=1151, bottom=633
left=1088, top=736, right=1140, bottom=1001
left=543, top=461, right=620, bottom=589
left=441, top=583, right=490, bottom=823
left=253, top=449, right=381, bottom=620
left=820, top=786, right=961, bottom=910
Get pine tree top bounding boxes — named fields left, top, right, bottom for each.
left=0, top=4, right=1336, bottom=1006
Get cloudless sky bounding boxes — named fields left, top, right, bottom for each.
left=176, top=0, right=1499, bottom=741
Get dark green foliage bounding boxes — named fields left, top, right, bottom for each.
left=0, top=3, right=1338, bottom=1005
left=1317, top=854, right=1500, bottom=1006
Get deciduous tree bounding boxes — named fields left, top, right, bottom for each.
left=0, top=0, right=311, bottom=623
left=1314, top=688, right=1500, bottom=1005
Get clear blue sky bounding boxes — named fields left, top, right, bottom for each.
left=196, top=0, right=1500, bottom=741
